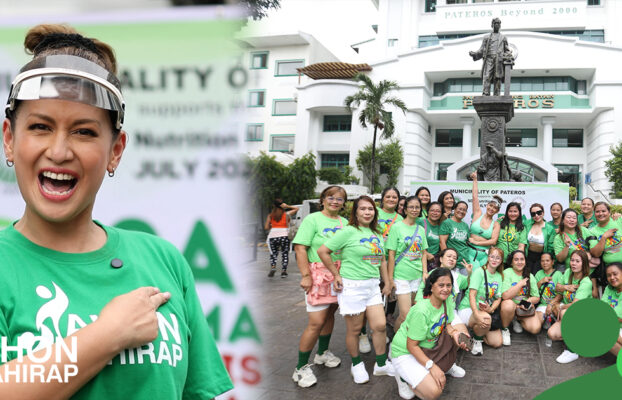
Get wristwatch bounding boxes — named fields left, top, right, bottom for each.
left=425, top=359, right=434, bottom=370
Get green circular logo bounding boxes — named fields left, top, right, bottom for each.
left=562, top=298, right=619, bottom=357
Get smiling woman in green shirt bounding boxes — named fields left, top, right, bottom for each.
left=318, top=196, right=393, bottom=385
left=602, top=263, right=622, bottom=356
left=496, top=202, right=527, bottom=263
left=439, top=201, right=470, bottom=270
left=547, top=250, right=593, bottom=364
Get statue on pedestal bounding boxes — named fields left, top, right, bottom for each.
left=478, top=142, right=504, bottom=181
left=469, top=18, right=513, bottom=96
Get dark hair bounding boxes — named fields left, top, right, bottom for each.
left=500, top=202, right=524, bottom=232
left=529, top=203, right=544, bottom=213
left=270, top=198, right=285, bottom=220
left=415, top=186, right=431, bottom=214
left=606, top=263, right=622, bottom=288
left=349, top=195, right=379, bottom=233
left=380, top=187, right=400, bottom=210
left=423, top=268, right=454, bottom=297
left=540, top=252, right=555, bottom=262
left=318, top=185, right=347, bottom=211
left=550, top=202, right=563, bottom=211
left=434, top=248, right=459, bottom=272
left=437, top=191, right=455, bottom=211
left=453, top=201, right=468, bottom=221
left=425, top=201, right=442, bottom=223
left=558, top=208, right=584, bottom=242
left=403, top=196, right=422, bottom=219
left=397, top=195, right=407, bottom=218
left=507, top=250, right=530, bottom=296
left=568, top=250, right=590, bottom=284
left=581, top=197, right=595, bottom=207
left=484, top=247, right=505, bottom=280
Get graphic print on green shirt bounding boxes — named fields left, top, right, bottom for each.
left=458, top=267, right=502, bottom=310
left=386, top=221, right=429, bottom=280
left=559, top=268, right=593, bottom=304
left=324, top=225, right=385, bottom=280
left=497, top=224, right=527, bottom=262
left=602, top=286, right=622, bottom=328
left=553, top=227, right=592, bottom=269
left=292, top=212, right=348, bottom=263
left=440, top=218, right=470, bottom=265
left=501, top=268, right=539, bottom=304
left=417, top=217, right=440, bottom=255
left=588, top=219, right=622, bottom=264
left=0, top=223, right=233, bottom=399
left=535, top=269, right=563, bottom=306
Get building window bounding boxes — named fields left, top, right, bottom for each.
left=270, top=135, right=295, bottom=152
left=248, top=90, right=266, bottom=107
left=553, top=129, right=583, bottom=147
left=272, top=99, right=297, bottom=116
left=321, top=154, right=349, bottom=170
left=435, top=129, right=463, bottom=147
left=246, top=124, right=263, bottom=141
left=323, top=115, right=352, bottom=132
left=388, top=39, right=398, bottom=47
left=446, top=0, right=467, bottom=3
left=275, top=60, right=304, bottom=76
left=587, top=0, right=600, bottom=6
left=250, top=52, right=268, bottom=69
left=555, top=164, right=582, bottom=198
left=424, top=0, right=436, bottom=12
left=506, top=129, right=537, bottom=147
left=436, top=163, right=451, bottom=180
left=434, top=76, right=586, bottom=96
left=539, top=29, right=604, bottom=43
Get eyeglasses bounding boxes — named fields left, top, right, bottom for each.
left=327, top=197, right=345, bottom=203
left=406, top=206, right=420, bottom=210
left=530, top=210, right=544, bottom=217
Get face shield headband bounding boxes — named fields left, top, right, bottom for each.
left=5, top=54, right=125, bottom=130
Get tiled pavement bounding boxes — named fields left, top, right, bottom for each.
left=249, top=246, right=615, bottom=399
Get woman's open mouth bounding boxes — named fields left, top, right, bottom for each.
left=39, top=170, right=78, bottom=198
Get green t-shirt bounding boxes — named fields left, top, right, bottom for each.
left=496, top=224, right=527, bottom=262
left=546, top=221, right=559, bottom=231
left=324, top=225, right=385, bottom=280
left=588, top=219, right=622, bottom=264
left=558, top=268, right=593, bottom=304
left=458, top=267, right=503, bottom=310
left=534, top=269, right=563, bottom=306
left=390, top=298, right=455, bottom=357
left=377, top=208, right=403, bottom=239
left=440, top=218, right=470, bottom=266
left=578, top=213, right=597, bottom=229
left=501, top=268, right=539, bottom=304
left=386, top=221, right=429, bottom=280
left=553, top=227, right=592, bottom=269
left=0, top=223, right=233, bottom=400
left=602, top=286, right=622, bottom=328
left=415, top=269, right=467, bottom=311
left=292, top=212, right=348, bottom=263
left=416, top=217, right=440, bottom=255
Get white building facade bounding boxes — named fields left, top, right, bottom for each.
left=248, top=0, right=620, bottom=200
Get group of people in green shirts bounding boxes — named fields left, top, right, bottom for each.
left=289, top=182, right=622, bottom=400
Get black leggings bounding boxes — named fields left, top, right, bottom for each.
left=269, top=236, right=290, bottom=269
left=527, top=249, right=543, bottom=275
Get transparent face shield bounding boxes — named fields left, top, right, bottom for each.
left=5, top=54, right=125, bottom=129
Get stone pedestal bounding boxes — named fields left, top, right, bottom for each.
left=473, top=95, right=514, bottom=163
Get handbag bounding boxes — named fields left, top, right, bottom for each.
left=306, top=261, right=341, bottom=305
left=421, top=301, right=457, bottom=373
left=483, top=269, right=503, bottom=330
left=515, top=296, right=536, bottom=317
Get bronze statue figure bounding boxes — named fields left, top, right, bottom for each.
left=469, top=18, right=512, bottom=96
left=477, top=142, right=504, bottom=181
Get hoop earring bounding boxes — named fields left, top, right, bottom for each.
left=6, top=160, right=14, bottom=167
left=108, top=169, right=115, bottom=177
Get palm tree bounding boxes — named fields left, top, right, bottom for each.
left=345, top=73, right=407, bottom=192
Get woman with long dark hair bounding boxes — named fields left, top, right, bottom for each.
left=602, top=262, right=622, bottom=356
left=553, top=208, right=592, bottom=270
left=291, top=186, right=348, bottom=388
left=318, top=196, right=394, bottom=384
left=377, top=186, right=403, bottom=240
left=524, top=203, right=555, bottom=275
left=415, top=186, right=432, bottom=218
left=437, top=191, right=455, bottom=220
left=496, top=202, right=527, bottom=263
left=265, top=198, right=299, bottom=277
left=547, top=250, right=593, bottom=364
left=439, top=201, right=470, bottom=271
left=417, top=202, right=443, bottom=270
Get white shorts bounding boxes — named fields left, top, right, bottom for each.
left=457, top=308, right=473, bottom=325
left=536, top=305, right=547, bottom=315
left=305, top=294, right=330, bottom=313
left=451, top=310, right=463, bottom=326
left=338, top=277, right=383, bottom=316
left=619, top=328, right=622, bottom=338
left=394, top=278, right=422, bottom=295
left=392, top=352, right=429, bottom=389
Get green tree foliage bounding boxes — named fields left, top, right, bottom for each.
left=356, top=140, right=404, bottom=193
left=318, top=166, right=360, bottom=185
left=282, top=153, right=317, bottom=204
left=604, top=142, right=622, bottom=198
left=345, top=73, right=407, bottom=192
left=569, top=186, right=577, bottom=202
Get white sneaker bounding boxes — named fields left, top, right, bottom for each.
left=471, top=339, right=483, bottom=356
left=512, top=319, right=524, bottom=334
left=446, top=363, right=466, bottom=378
left=556, top=350, right=579, bottom=364
left=359, top=333, right=372, bottom=353
left=502, top=328, right=511, bottom=346
left=395, top=374, right=415, bottom=399
left=292, top=364, right=317, bottom=388
left=351, top=361, right=369, bottom=384
left=313, top=350, right=341, bottom=368
left=373, top=360, right=395, bottom=376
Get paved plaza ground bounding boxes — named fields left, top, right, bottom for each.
left=250, top=246, right=615, bottom=399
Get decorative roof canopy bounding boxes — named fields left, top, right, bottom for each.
left=297, top=62, right=372, bottom=80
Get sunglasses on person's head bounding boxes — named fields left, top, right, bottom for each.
left=530, top=210, right=544, bottom=217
